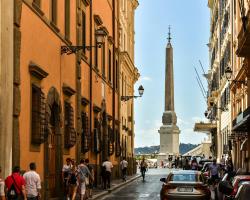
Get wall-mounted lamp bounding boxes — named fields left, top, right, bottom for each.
left=121, top=85, right=144, bottom=102
left=225, top=66, right=247, bottom=86
left=61, top=28, right=106, bottom=55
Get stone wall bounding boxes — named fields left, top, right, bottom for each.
left=0, top=0, right=14, bottom=177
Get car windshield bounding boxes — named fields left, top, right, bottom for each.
left=238, top=180, right=250, bottom=187
left=170, top=174, right=198, bottom=182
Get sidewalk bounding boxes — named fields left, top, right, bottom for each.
left=91, top=173, right=141, bottom=200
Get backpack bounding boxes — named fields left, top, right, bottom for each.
left=78, top=167, right=87, bottom=183
left=7, top=176, right=19, bottom=200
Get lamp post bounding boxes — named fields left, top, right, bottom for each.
left=225, top=66, right=247, bottom=85
left=121, top=85, right=144, bottom=102
left=61, top=27, right=106, bottom=55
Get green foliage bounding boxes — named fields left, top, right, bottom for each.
left=135, top=143, right=199, bottom=155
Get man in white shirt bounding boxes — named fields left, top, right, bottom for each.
left=23, top=163, right=41, bottom=200
left=120, top=157, right=128, bottom=181
left=102, top=158, right=113, bottom=189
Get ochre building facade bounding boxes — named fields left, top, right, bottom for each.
left=10, top=0, right=139, bottom=199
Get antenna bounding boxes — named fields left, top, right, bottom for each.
left=199, top=60, right=206, bottom=74
left=194, top=67, right=206, bottom=96
left=167, top=25, right=172, bottom=43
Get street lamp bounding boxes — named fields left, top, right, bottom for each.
left=225, top=66, right=247, bottom=85
left=121, top=85, right=144, bottom=102
left=61, top=27, right=106, bottom=55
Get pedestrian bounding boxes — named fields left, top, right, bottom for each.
left=140, top=158, right=148, bottom=182
left=62, top=158, right=72, bottom=200
left=120, top=157, right=128, bottom=182
left=102, top=158, right=113, bottom=189
left=220, top=155, right=225, bottom=169
left=0, top=166, right=5, bottom=200
left=208, top=158, right=221, bottom=186
left=23, top=162, right=41, bottom=200
left=85, top=159, right=94, bottom=199
left=68, top=159, right=77, bottom=200
left=5, top=166, right=27, bottom=200
left=191, top=158, right=198, bottom=170
left=77, top=159, right=93, bottom=200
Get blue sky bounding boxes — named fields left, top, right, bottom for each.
left=134, top=0, right=210, bottom=147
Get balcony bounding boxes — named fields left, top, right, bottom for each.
left=236, top=10, right=250, bottom=57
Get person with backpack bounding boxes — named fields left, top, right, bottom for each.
left=0, top=166, right=5, bottom=200
left=77, top=159, right=93, bottom=200
left=23, top=163, right=41, bottom=200
left=5, top=166, right=27, bottom=200
left=85, top=159, right=94, bottom=199
left=68, top=159, right=77, bottom=200
left=62, top=158, right=72, bottom=200
left=120, top=157, right=128, bottom=182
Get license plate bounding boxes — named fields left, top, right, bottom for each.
left=178, top=187, right=193, bottom=192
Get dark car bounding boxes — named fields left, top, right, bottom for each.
left=160, top=170, right=210, bottom=200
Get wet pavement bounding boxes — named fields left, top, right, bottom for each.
left=100, top=168, right=171, bottom=200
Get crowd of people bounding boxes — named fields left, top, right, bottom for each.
left=0, top=157, right=130, bottom=200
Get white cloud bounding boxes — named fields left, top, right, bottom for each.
left=140, top=76, right=152, bottom=81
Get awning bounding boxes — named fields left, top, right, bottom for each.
left=232, top=107, right=250, bottom=132
left=194, top=122, right=217, bottom=133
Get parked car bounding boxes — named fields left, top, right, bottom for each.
left=160, top=170, right=210, bottom=200
left=225, top=175, right=250, bottom=199
left=218, top=175, right=250, bottom=200
left=234, top=182, right=250, bottom=200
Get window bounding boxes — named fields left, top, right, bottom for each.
left=115, top=60, right=118, bottom=89
left=102, top=43, right=106, bottom=77
left=33, top=0, right=41, bottom=7
left=64, top=101, right=76, bottom=148
left=81, top=112, right=90, bottom=153
left=51, top=0, right=57, bottom=24
left=95, top=39, right=98, bottom=69
left=65, top=0, right=70, bottom=39
left=82, top=12, right=86, bottom=53
left=31, top=84, right=46, bottom=144
left=108, top=50, right=112, bottom=82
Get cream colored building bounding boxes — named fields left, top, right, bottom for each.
left=119, top=0, right=139, bottom=175
left=0, top=0, right=13, bottom=177
left=205, top=0, right=232, bottom=161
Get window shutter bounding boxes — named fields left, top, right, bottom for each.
left=64, top=102, right=76, bottom=148
left=31, top=85, right=46, bottom=144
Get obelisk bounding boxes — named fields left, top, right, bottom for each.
left=158, top=27, right=180, bottom=160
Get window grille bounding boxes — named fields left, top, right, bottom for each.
left=64, top=101, right=76, bottom=148
left=81, top=112, right=90, bottom=153
left=31, top=84, right=46, bottom=144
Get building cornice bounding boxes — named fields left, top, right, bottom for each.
left=120, top=51, right=140, bottom=81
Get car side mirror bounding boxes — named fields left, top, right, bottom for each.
left=160, top=178, right=166, bottom=182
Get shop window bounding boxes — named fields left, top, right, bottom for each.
left=64, top=101, right=76, bottom=148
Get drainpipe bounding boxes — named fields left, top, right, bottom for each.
left=112, top=0, right=116, bottom=179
